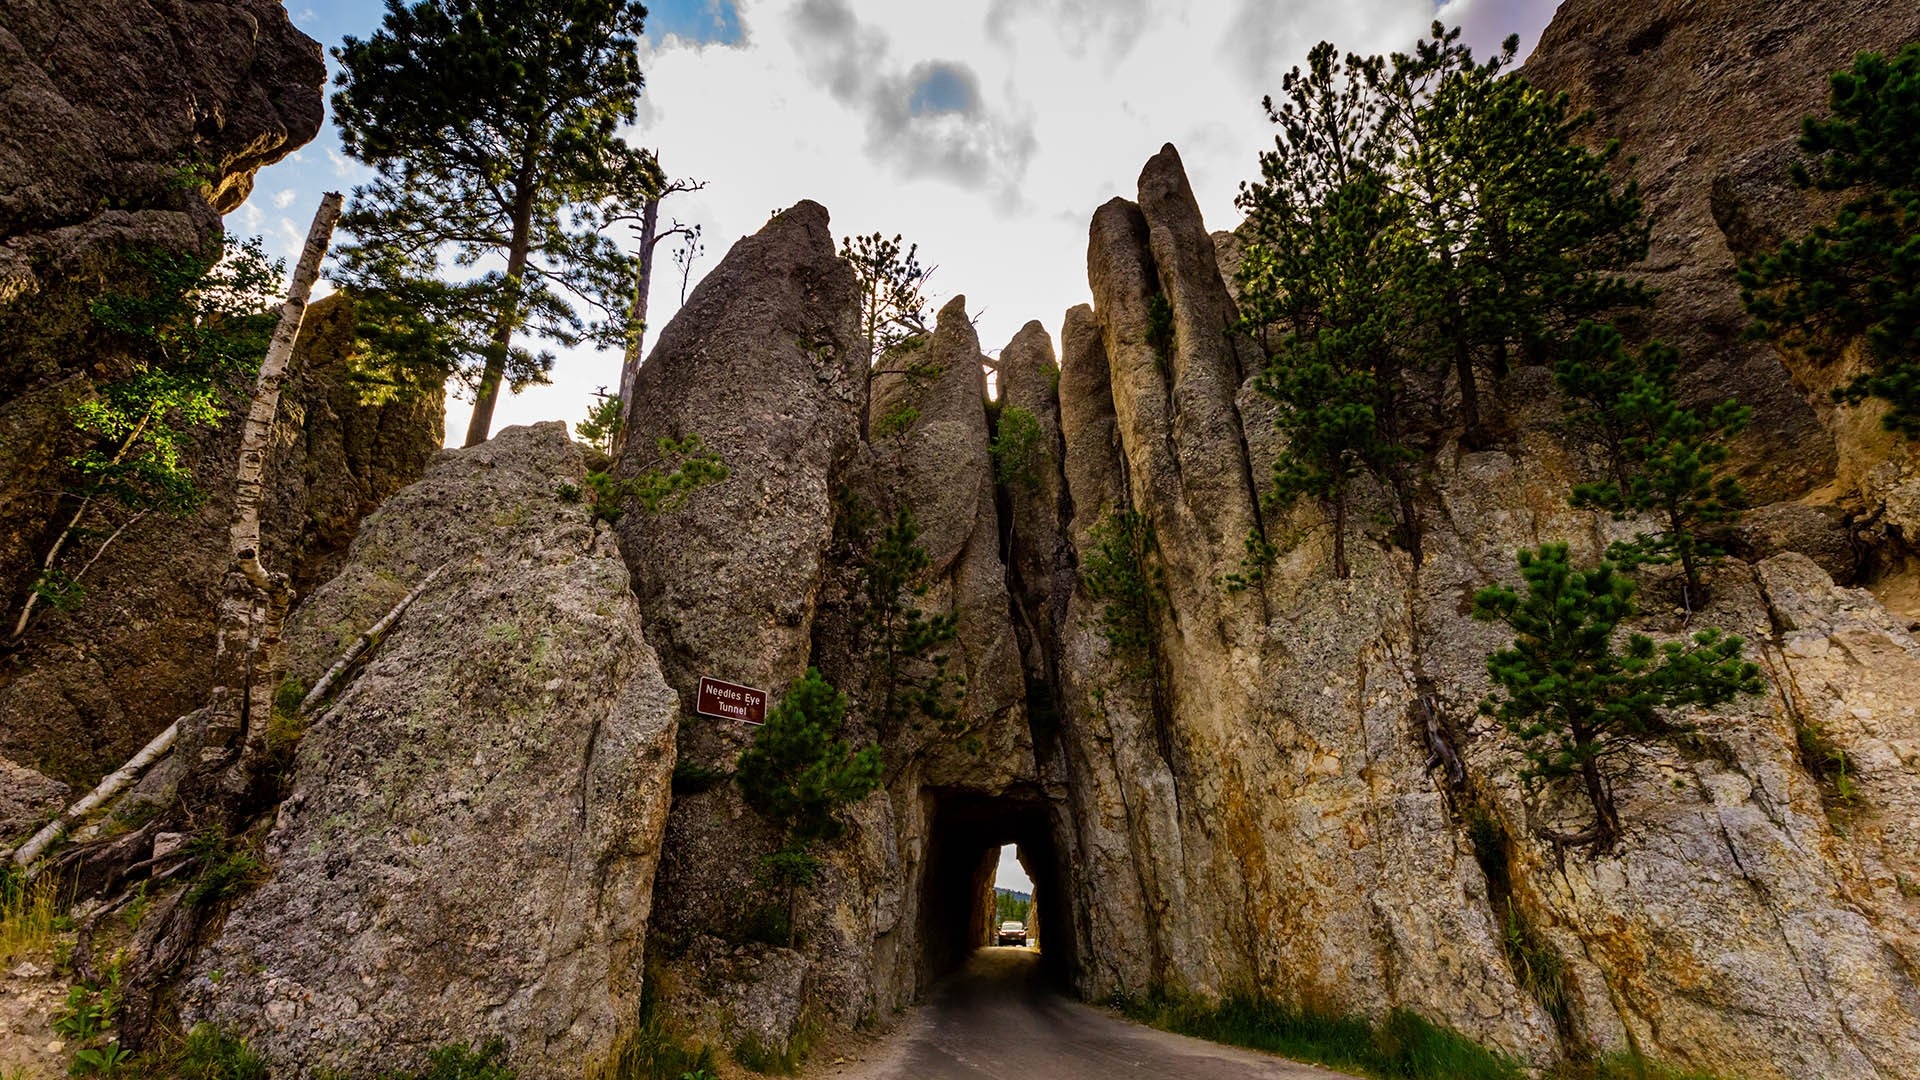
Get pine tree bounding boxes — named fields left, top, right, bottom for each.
left=1556, top=323, right=1751, bottom=610
left=1237, top=25, right=1649, bottom=575
left=332, top=0, right=661, bottom=447
left=1236, top=45, right=1420, bottom=577
left=1740, top=44, right=1920, bottom=431
left=1382, top=24, right=1650, bottom=447
left=841, top=232, right=935, bottom=365
left=734, top=668, right=883, bottom=945
left=864, top=507, right=962, bottom=732
left=1473, top=544, right=1762, bottom=852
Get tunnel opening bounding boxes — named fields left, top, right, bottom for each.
left=919, top=787, right=1077, bottom=988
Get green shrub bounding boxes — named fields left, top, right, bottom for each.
left=1145, top=293, right=1174, bottom=363
left=1082, top=509, right=1158, bottom=679
left=584, top=436, right=729, bottom=524
left=184, top=830, right=264, bottom=907
left=990, top=405, right=1045, bottom=491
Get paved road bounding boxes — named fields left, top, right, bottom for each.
left=827, top=948, right=1344, bottom=1080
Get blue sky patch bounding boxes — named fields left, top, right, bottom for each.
left=647, top=0, right=745, bottom=46
left=908, top=62, right=979, bottom=116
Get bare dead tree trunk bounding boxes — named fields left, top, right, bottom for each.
left=187, top=193, right=342, bottom=804
left=8, top=720, right=180, bottom=867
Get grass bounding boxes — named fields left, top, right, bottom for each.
left=1116, top=993, right=1522, bottom=1080
left=588, top=1017, right=718, bottom=1080
left=0, top=866, right=64, bottom=964
left=731, top=1029, right=811, bottom=1076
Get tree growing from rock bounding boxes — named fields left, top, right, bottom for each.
left=734, top=668, right=883, bottom=946
left=1472, top=543, right=1762, bottom=852
left=863, top=506, right=963, bottom=734
left=1381, top=26, right=1649, bottom=447
left=332, top=0, right=660, bottom=447
left=1555, top=322, right=1751, bottom=611
left=1235, top=45, right=1419, bottom=576
left=842, top=232, right=934, bottom=365
left=1740, top=44, right=1920, bottom=432
left=11, top=237, right=283, bottom=641
left=1239, top=22, right=1651, bottom=513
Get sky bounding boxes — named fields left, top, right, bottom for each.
left=255, top=0, right=1564, bottom=446
left=995, top=844, right=1032, bottom=896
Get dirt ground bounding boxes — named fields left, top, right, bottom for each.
left=0, top=953, right=71, bottom=1080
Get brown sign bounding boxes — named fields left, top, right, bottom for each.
left=696, top=676, right=768, bottom=725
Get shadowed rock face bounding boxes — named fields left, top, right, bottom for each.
left=1524, top=0, right=1920, bottom=506
left=0, top=0, right=326, bottom=598
left=0, top=1, right=414, bottom=790
left=186, top=424, right=678, bottom=1080
left=0, top=295, right=444, bottom=786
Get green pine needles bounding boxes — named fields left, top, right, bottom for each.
left=1236, top=24, right=1648, bottom=574
left=332, top=0, right=661, bottom=446
left=734, top=669, right=883, bottom=946
left=581, top=435, right=728, bottom=523
left=1741, top=44, right=1920, bottom=431
left=863, top=506, right=964, bottom=734
left=14, top=235, right=282, bottom=638
left=1082, top=508, right=1159, bottom=679
left=1556, top=323, right=1751, bottom=610
left=990, top=405, right=1046, bottom=492
left=1472, top=544, right=1762, bottom=852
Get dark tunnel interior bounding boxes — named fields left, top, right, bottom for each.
left=918, top=787, right=1076, bottom=986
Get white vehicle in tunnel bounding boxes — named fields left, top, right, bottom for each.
left=996, top=921, right=1028, bottom=947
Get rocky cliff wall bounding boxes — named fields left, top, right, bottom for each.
left=1524, top=0, right=1920, bottom=584
left=0, top=293, right=444, bottom=788
left=1001, top=5, right=1920, bottom=1073
left=0, top=2, right=443, bottom=794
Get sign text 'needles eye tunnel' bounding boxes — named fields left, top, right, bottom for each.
left=696, top=675, right=768, bottom=725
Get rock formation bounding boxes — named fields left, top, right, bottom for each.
left=0, top=293, right=443, bottom=787
left=5, top=3, right=1917, bottom=1080
left=1525, top=0, right=1920, bottom=513
left=0, top=1, right=438, bottom=796
left=185, top=424, right=678, bottom=1079
left=0, top=0, right=325, bottom=605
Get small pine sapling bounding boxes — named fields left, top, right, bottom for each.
left=1473, top=543, right=1762, bottom=852
left=733, top=669, right=883, bottom=946
left=1556, top=323, right=1751, bottom=610
left=863, top=507, right=964, bottom=734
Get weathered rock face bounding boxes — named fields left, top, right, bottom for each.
left=0, top=294, right=443, bottom=785
left=1523, top=0, right=1920, bottom=509
left=0, top=0, right=396, bottom=787
left=0, top=0, right=325, bottom=601
left=1013, top=89, right=1920, bottom=1080
left=186, top=424, right=678, bottom=1080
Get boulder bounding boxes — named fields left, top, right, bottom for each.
left=185, top=424, right=678, bottom=1080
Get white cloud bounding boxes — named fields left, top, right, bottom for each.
left=273, top=188, right=297, bottom=209
left=258, top=0, right=1566, bottom=446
